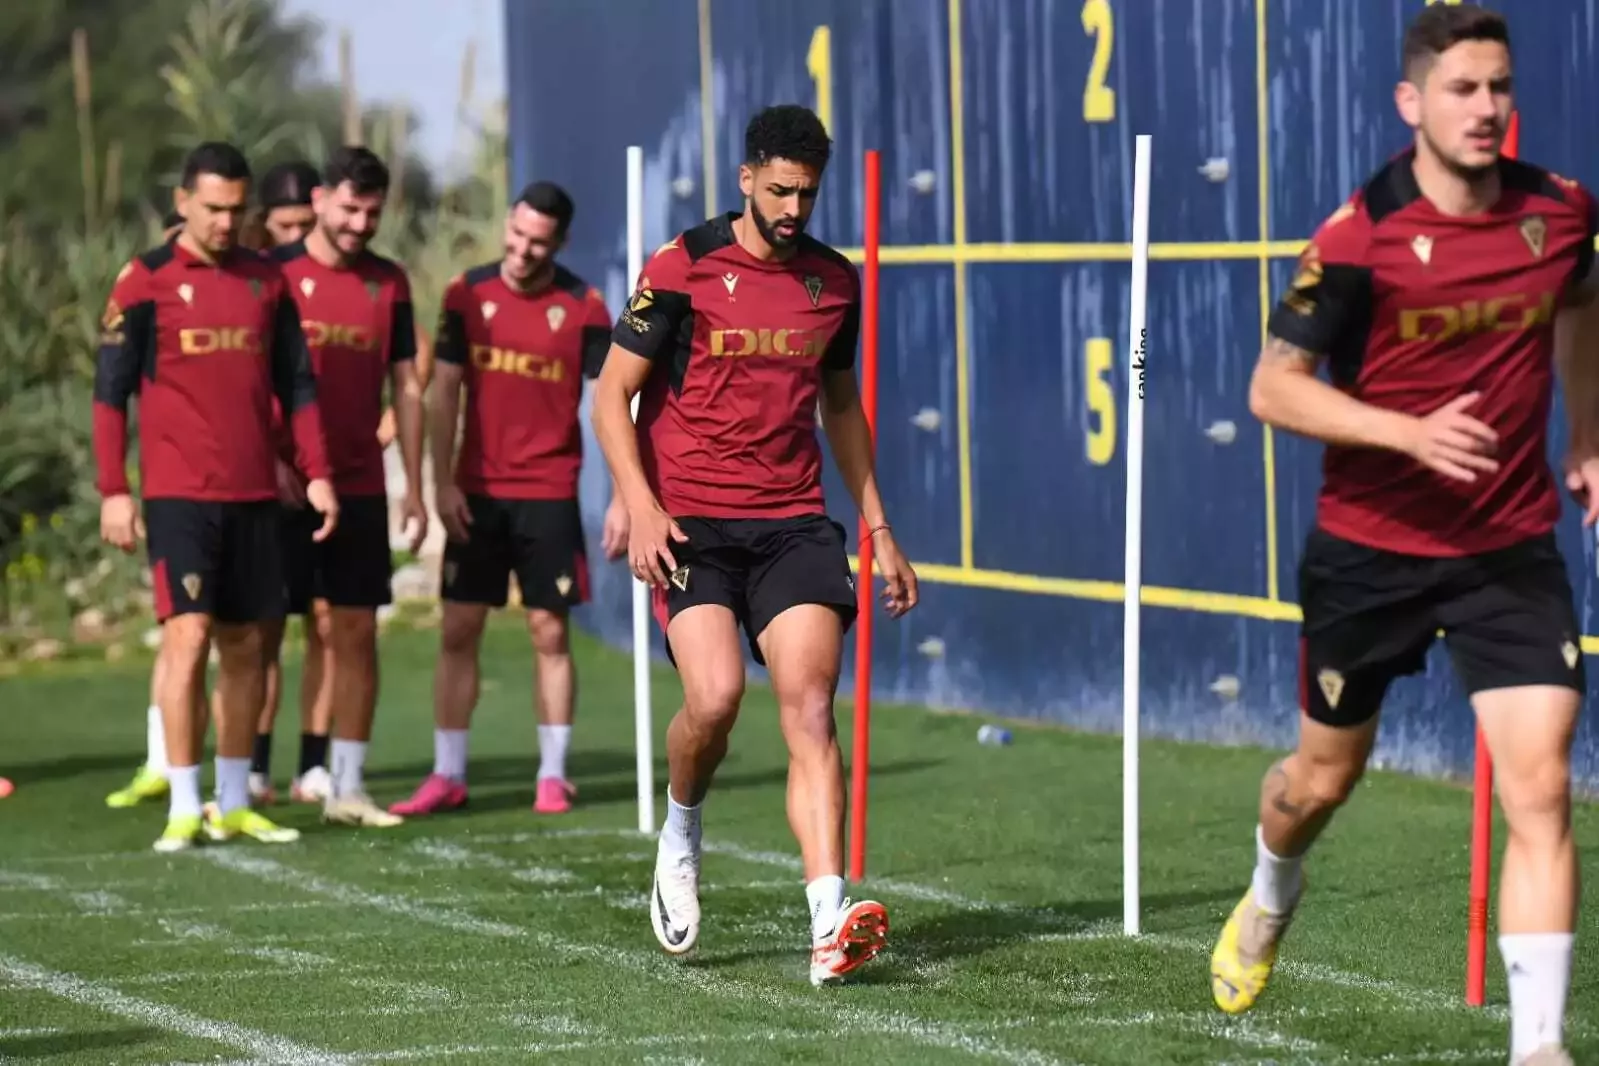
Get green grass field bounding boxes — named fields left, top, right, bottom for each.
left=2, top=617, right=1596, bottom=1064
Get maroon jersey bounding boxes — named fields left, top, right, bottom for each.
left=271, top=241, right=416, bottom=495
left=92, top=241, right=330, bottom=501
left=611, top=213, right=860, bottom=518
left=1269, top=151, right=1598, bottom=556
left=435, top=263, right=611, bottom=500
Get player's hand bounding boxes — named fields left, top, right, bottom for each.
left=99, top=494, right=143, bottom=554
left=1564, top=454, right=1599, bottom=526
left=871, top=526, right=918, bottom=618
left=305, top=478, right=339, bottom=542
left=627, top=503, right=688, bottom=589
left=399, top=490, right=429, bottom=553
left=601, top=498, right=630, bottom=560
left=274, top=459, right=307, bottom=508
left=375, top=407, right=397, bottom=449
left=1403, top=392, right=1499, bottom=483
left=437, top=483, right=472, bottom=543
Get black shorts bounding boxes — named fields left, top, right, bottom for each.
left=649, top=514, right=858, bottom=667
left=145, top=499, right=285, bottom=625
left=441, top=496, right=589, bottom=612
left=1297, top=528, right=1585, bottom=727
left=281, top=494, right=393, bottom=615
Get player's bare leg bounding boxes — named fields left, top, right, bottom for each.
left=290, top=605, right=334, bottom=803
left=248, top=617, right=286, bottom=805
left=650, top=605, right=746, bottom=956
left=529, top=608, right=577, bottom=813
left=203, top=622, right=299, bottom=845
left=151, top=615, right=211, bottom=849
left=106, top=642, right=171, bottom=808
left=1211, top=711, right=1378, bottom=1013
left=321, top=606, right=401, bottom=826
left=759, top=604, right=887, bottom=985
left=1475, top=684, right=1579, bottom=1064
left=388, top=602, right=487, bottom=816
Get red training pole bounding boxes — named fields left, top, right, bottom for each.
left=1466, top=109, right=1517, bottom=1008
left=848, top=149, right=882, bottom=884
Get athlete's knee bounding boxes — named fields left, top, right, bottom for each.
left=1270, top=749, right=1364, bottom=817
left=776, top=679, right=837, bottom=756
left=213, top=623, right=264, bottom=668
left=327, top=608, right=377, bottom=654
left=162, top=614, right=212, bottom=663
left=681, top=663, right=744, bottom=732
left=439, top=605, right=487, bottom=656
left=308, top=602, right=337, bottom=649
left=527, top=609, right=569, bottom=657
left=1499, top=756, right=1573, bottom=841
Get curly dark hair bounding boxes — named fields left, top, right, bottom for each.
left=743, top=104, right=831, bottom=171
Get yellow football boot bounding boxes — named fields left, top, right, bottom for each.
left=1210, top=885, right=1300, bottom=1014
left=203, top=804, right=300, bottom=844
left=152, top=814, right=204, bottom=853
left=106, top=764, right=168, bottom=808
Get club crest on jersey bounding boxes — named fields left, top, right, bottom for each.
left=300, top=277, right=316, bottom=299
left=804, top=275, right=823, bottom=307
left=481, top=301, right=498, bottom=322
left=1411, top=235, right=1433, bottom=265
left=1520, top=216, right=1547, bottom=259
left=546, top=305, right=566, bottom=332
left=365, top=280, right=381, bottom=302
left=177, top=283, right=194, bottom=306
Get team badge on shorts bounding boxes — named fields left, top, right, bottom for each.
left=182, top=573, right=202, bottom=600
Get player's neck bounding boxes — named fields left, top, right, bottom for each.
left=1411, top=147, right=1501, bottom=217
left=305, top=227, right=350, bottom=270
left=176, top=231, right=218, bottom=265
left=732, top=212, right=794, bottom=263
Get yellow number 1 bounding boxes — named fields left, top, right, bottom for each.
left=807, top=25, right=833, bottom=135
left=1085, top=337, right=1116, bottom=465
left=1081, top=0, right=1115, bottom=123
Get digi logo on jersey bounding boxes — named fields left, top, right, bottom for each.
left=302, top=321, right=378, bottom=352
left=708, top=327, right=821, bottom=359
left=179, top=327, right=261, bottom=356
left=470, top=344, right=565, bottom=382
left=1398, top=290, right=1558, bottom=343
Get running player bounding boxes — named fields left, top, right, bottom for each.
left=591, top=104, right=918, bottom=984
left=266, top=146, right=424, bottom=827
left=388, top=180, right=626, bottom=819
left=1208, top=9, right=1595, bottom=1065
left=94, top=141, right=336, bottom=852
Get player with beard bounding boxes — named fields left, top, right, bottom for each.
left=261, top=146, right=425, bottom=828
left=1208, top=9, right=1597, bottom=1064
left=591, top=104, right=919, bottom=984
left=95, top=141, right=336, bottom=852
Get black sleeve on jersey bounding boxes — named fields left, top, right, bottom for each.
left=580, top=327, right=610, bottom=379
left=613, top=280, right=692, bottom=363
left=389, top=299, right=418, bottom=364
left=1576, top=196, right=1597, bottom=287
left=434, top=301, right=468, bottom=365
left=822, top=291, right=861, bottom=373
left=1265, top=253, right=1374, bottom=368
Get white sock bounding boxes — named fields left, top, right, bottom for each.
left=167, top=765, right=202, bottom=819
left=433, top=729, right=468, bottom=782
left=214, top=757, right=250, bottom=815
left=660, top=788, right=702, bottom=858
left=1501, top=932, right=1573, bottom=1058
left=1251, top=824, right=1304, bottom=914
left=146, top=706, right=168, bottom=775
left=331, top=739, right=368, bottom=798
left=806, top=875, right=847, bottom=941
left=537, top=724, right=571, bottom=781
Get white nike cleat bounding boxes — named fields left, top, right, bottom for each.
left=290, top=766, right=332, bottom=804
left=809, top=898, right=889, bottom=986
left=650, top=845, right=701, bottom=955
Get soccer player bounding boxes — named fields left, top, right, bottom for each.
left=387, top=181, right=626, bottom=819
left=264, top=146, right=425, bottom=827
left=1208, top=9, right=1596, bottom=1065
left=94, top=141, right=337, bottom=853
left=591, top=104, right=918, bottom=984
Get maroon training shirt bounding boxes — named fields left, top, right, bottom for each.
left=611, top=213, right=861, bottom=519
left=1268, top=151, right=1598, bottom=557
left=435, top=262, right=612, bottom=500
left=272, top=241, right=416, bottom=496
left=93, top=241, right=330, bottom=501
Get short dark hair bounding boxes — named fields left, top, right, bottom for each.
left=180, top=141, right=251, bottom=190
left=1402, top=3, right=1510, bottom=83
left=323, top=145, right=391, bottom=197
left=744, top=105, right=831, bottom=171
left=258, top=160, right=319, bottom=209
left=515, top=181, right=575, bottom=236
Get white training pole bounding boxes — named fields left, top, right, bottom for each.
left=626, top=145, right=654, bottom=835
left=1123, top=133, right=1152, bottom=937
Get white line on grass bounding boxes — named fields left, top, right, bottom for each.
left=0, top=955, right=352, bottom=1065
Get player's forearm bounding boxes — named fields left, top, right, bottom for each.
left=1249, top=362, right=1412, bottom=453
left=396, top=390, right=425, bottom=495
left=820, top=400, right=889, bottom=527
left=427, top=381, right=460, bottom=490
left=1556, top=303, right=1599, bottom=454
left=592, top=383, right=658, bottom=513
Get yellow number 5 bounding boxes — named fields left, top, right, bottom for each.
left=807, top=25, right=833, bottom=135
left=1081, top=0, right=1115, bottom=123
left=1085, top=337, right=1116, bottom=465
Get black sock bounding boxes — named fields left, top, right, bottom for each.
left=299, top=732, right=329, bottom=776
left=250, top=733, right=273, bottom=775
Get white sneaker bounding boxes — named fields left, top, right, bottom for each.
left=809, top=898, right=889, bottom=986
left=290, top=766, right=332, bottom=804
left=323, top=792, right=404, bottom=828
left=650, top=842, right=701, bottom=955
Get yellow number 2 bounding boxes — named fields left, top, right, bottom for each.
left=807, top=25, right=833, bottom=135
left=1081, top=0, right=1115, bottom=123
left=1085, top=337, right=1116, bottom=465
